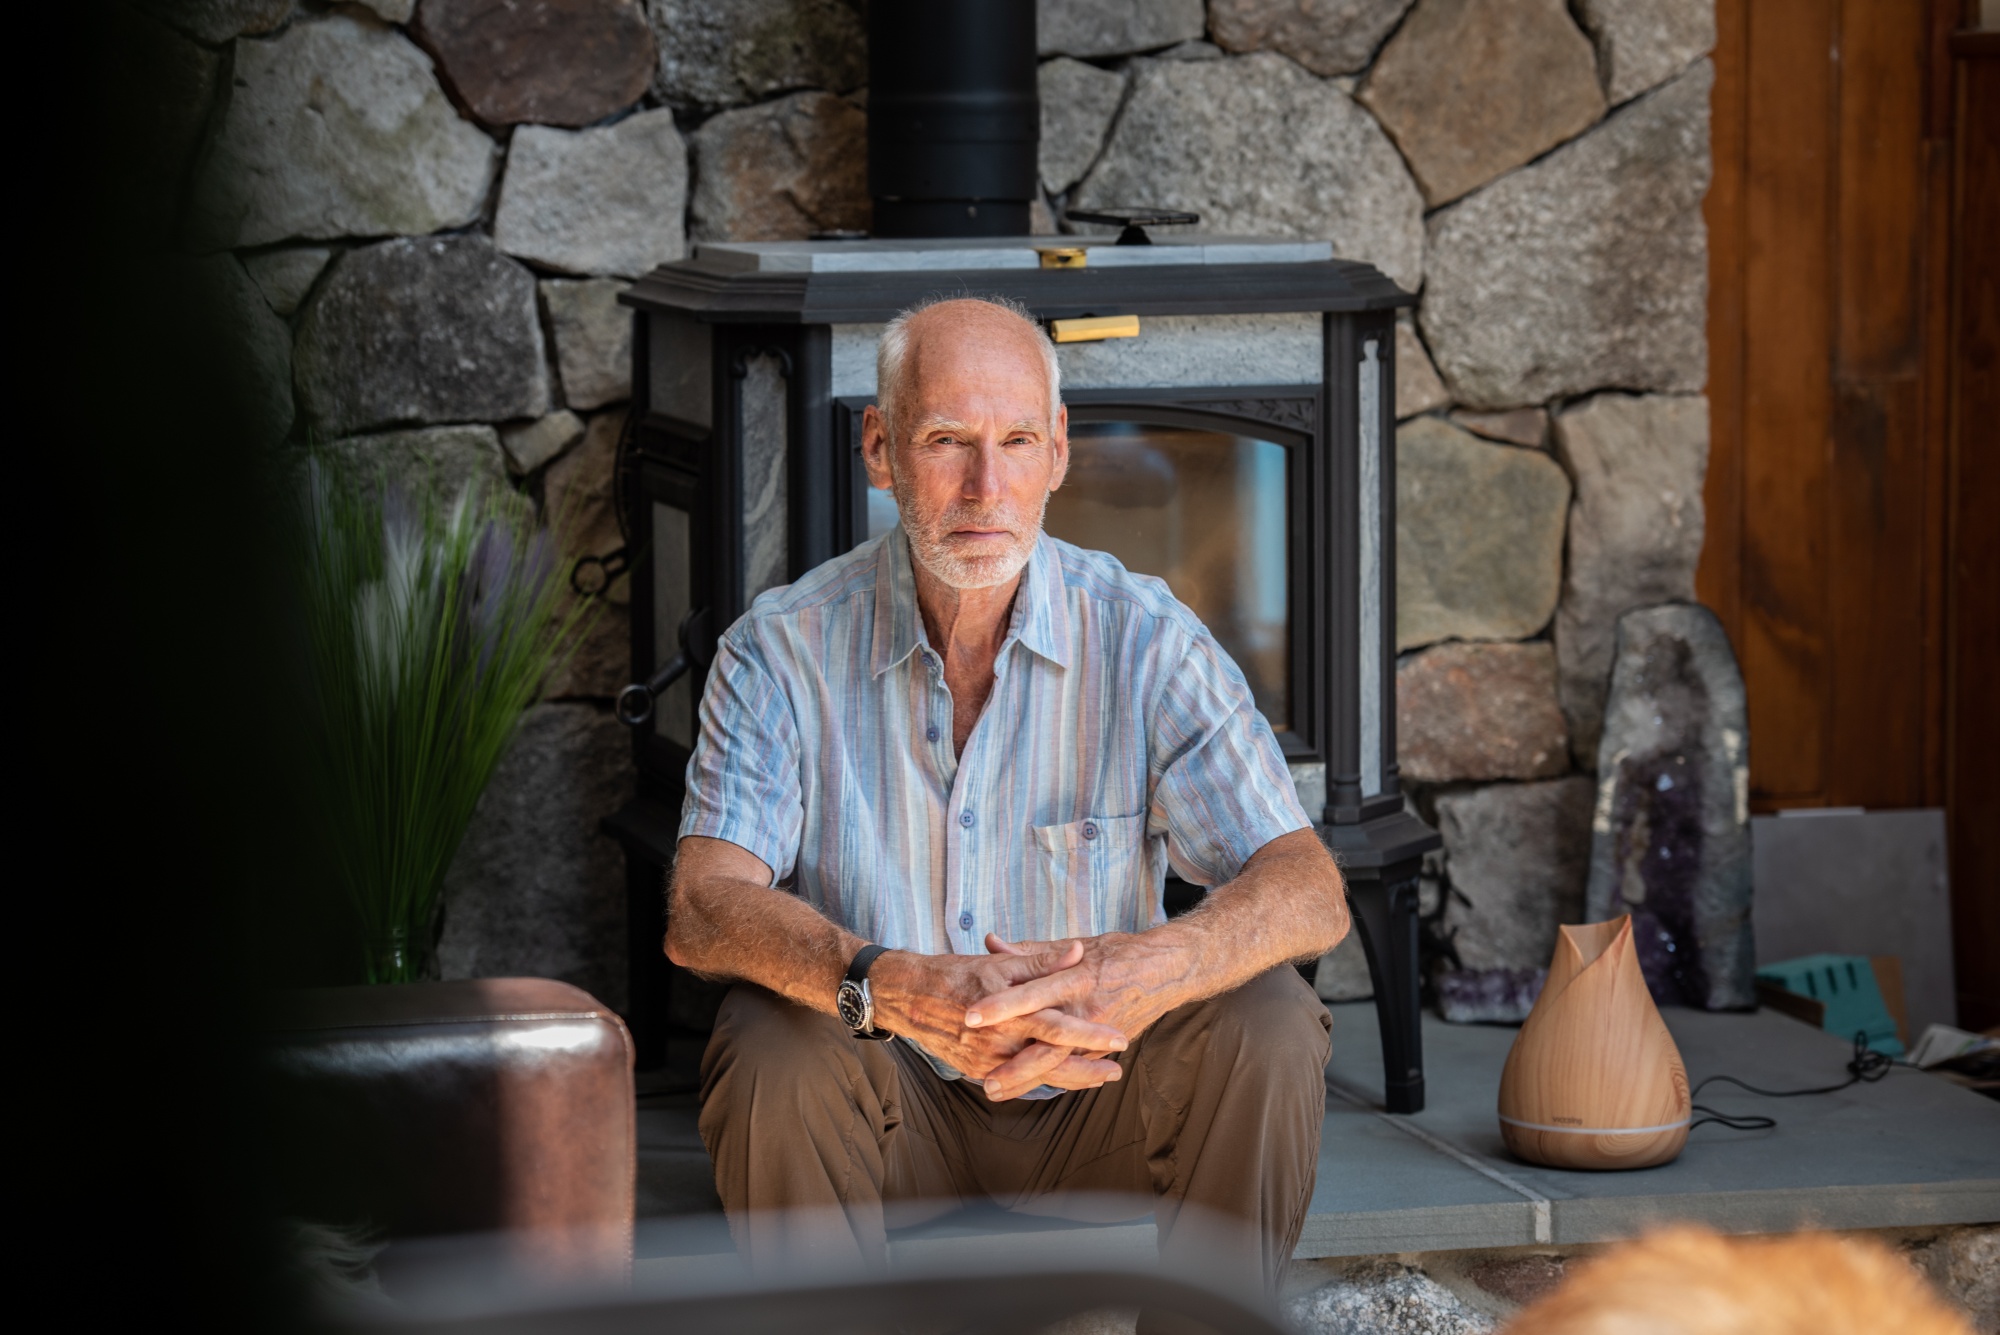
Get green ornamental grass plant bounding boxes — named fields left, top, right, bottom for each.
left=301, top=462, right=594, bottom=983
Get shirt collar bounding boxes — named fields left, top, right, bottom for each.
left=870, top=527, right=1071, bottom=678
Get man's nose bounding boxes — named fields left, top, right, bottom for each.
left=963, top=440, right=1005, bottom=502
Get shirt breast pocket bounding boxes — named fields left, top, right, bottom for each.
left=1028, top=813, right=1149, bottom=941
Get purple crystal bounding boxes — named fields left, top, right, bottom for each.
left=1436, top=968, right=1548, bottom=1024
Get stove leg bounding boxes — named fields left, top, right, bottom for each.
left=1346, top=860, right=1425, bottom=1113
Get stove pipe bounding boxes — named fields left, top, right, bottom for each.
left=867, top=0, right=1038, bottom=238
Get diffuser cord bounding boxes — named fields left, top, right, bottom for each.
left=1688, top=1031, right=1901, bottom=1132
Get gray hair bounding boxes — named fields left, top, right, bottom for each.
left=875, top=294, right=1062, bottom=444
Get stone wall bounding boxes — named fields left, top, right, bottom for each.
left=138, top=0, right=1716, bottom=1012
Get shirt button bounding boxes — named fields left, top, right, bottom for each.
left=959, top=809, right=974, bottom=828
left=959, top=912, right=974, bottom=930
left=1082, top=821, right=1098, bottom=840
left=926, top=726, right=939, bottom=742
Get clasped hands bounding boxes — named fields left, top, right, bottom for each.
left=868, top=929, right=1187, bottom=1102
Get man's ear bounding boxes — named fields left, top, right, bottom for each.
left=1048, top=404, right=1069, bottom=493
left=860, top=404, right=895, bottom=491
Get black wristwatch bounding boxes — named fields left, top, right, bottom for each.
left=836, top=944, right=892, bottom=1040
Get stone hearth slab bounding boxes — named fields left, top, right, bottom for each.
left=633, top=1002, right=2000, bottom=1279
left=1314, top=1002, right=2000, bottom=1252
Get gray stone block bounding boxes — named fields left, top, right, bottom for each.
left=1210, top=0, right=1418, bottom=78
left=499, top=410, right=585, bottom=476
left=1450, top=408, right=1548, bottom=451
left=1039, top=57, right=1127, bottom=195
left=1396, top=317, right=1450, bottom=421
left=543, top=278, right=634, bottom=411
left=1397, top=642, right=1569, bottom=784
left=243, top=246, right=331, bottom=317
left=1420, top=60, right=1711, bottom=410
left=1584, top=603, right=1754, bottom=1010
left=1551, top=392, right=1708, bottom=764
left=1360, top=0, right=1605, bottom=207
left=1438, top=777, right=1595, bottom=973
left=202, top=254, right=295, bottom=449
left=1075, top=52, right=1424, bottom=292
left=690, top=91, right=869, bottom=242
left=1156, top=39, right=1224, bottom=61
left=1575, top=0, right=1716, bottom=105
left=322, top=424, right=507, bottom=501
left=295, top=235, right=549, bottom=437
left=1037, top=0, right=1204, bottom=58
left=543, top=411, right=631, bottom=699
left=438, top=702, right=634, bottom=1013
left=494, top=108, right=687, bottom=279
left=190, top=14, right=497, bottom=249
left=1396, top=417, right=1570, bottom=650
left=648, top=0, right=865, bottom=108
left=411, top=0, right=655, bottom=128
left=138, top=0, right=292, bottom=45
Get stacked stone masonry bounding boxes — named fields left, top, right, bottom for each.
left=140, top=0, right=1722, bottom=1014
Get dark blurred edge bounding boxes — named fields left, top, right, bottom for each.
left=26, top=2, right=317, bottom=1327
left=346, top=1264, right=1288, bottom=1335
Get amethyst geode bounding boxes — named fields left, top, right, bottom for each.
left=1583, top=603, right=1755, bottom=1009
left=1436, top=967, right=1547, bottom=1024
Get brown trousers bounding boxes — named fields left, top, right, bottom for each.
left=698, top=966, right=1333, bottom=1291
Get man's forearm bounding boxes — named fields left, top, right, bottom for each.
left=666, top=839, right=861, bottom=1015
left=668, top=837, right=1129, bottom=1093
left=1148, top=830, right=1349, bottom=1011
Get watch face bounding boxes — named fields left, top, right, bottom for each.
left=836, top=980, right=868, bottom=1030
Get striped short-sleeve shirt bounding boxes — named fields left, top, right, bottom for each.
left=679, top=528, right=1310, bottom=1080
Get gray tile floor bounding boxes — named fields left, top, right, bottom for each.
left=634, top=1001, right=2000, bottom=1266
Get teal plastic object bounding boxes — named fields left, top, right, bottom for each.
left=1756, top=954, right=1905, bottom=1058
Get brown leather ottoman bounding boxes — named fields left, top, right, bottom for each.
left=262, top=978, right=635, bottom=1281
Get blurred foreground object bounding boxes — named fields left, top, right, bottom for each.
left=299, top=467, right=589, bottom=982
left=263, top=978, right=634, bottom=1283
left=342, top=1261, right=1286, bottom=1335
left=1503, top=1226, right=1974, bottom=1335
left=1499, top=916, right=1691, bottom=1169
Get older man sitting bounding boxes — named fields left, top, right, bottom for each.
left=668, top=295, right=1347, bottom=1292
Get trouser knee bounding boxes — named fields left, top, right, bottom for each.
left=699, top=985, right=880, bottom=1135
left=1167, top=966, right=1333, bottom=1083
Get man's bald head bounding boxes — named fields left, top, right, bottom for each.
left=876, top=296, right=1061, bottom=447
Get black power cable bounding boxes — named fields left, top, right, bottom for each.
left=1689, top=1031, right=1901, bottom=1133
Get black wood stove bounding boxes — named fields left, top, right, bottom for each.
left=601, top=229, right=1440, bottom=1112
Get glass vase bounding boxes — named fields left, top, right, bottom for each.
left=364, top=926, right=422, bottom=984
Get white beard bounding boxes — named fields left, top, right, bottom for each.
left=892, top=471, right=1048, bottom=590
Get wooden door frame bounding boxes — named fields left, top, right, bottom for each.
left=1702, top=1, right=1996, bottom=1027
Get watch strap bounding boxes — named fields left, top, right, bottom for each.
left=846, top=943, right=890, bottom=984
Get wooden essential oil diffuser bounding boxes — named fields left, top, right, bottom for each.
left=1498, top=915, right=1692, bottom=1170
